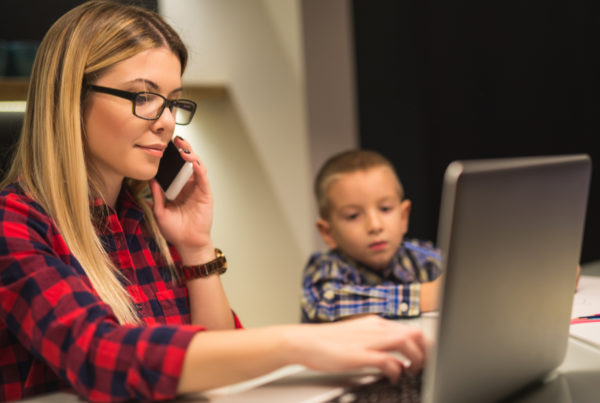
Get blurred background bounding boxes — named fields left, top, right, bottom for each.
left=0, top=0, right=597, bottom=327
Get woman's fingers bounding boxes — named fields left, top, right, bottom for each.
left=396, top=334, right=425, bottom=374
left=174, top=136, right=198, bottom=162
left=149, top=179, right=166, bottom=213
left=294, top=316, right=429, bottom=383
left=171, top=136, right=210, bottom=198
left=356, top=350, right=405, bottom=383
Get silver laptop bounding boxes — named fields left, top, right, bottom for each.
left=423, top=154, right=591, bottom=403
left=203, top=154, right=591, bottom=403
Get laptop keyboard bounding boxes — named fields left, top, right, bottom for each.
left=327, top=371, right=422, bottom=403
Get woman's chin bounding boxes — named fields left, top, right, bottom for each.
left=128, top=169, right=158, bottom=182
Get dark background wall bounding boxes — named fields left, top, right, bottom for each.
left=352, top=0, right=600, bottom=263
left=0, top=0, right=158, bottom=41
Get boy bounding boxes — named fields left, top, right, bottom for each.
left=301, top=149, right=443, bottom=322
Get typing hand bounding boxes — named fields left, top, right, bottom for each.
left=293, top=316, right=427, bottom=383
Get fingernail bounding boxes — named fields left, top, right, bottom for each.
left=183, top=149, right=191, bottom=154
left=176, top=135, right=184, bottom=141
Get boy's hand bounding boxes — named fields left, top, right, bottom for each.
left=420, top=275, right=443, bottom=312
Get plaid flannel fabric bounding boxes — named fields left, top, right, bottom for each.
left=0, top=183, right=241, bottom=401
left=301, top=240, right=442, bottom=322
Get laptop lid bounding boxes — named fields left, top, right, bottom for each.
left=424, top=154, right=591, bottom=403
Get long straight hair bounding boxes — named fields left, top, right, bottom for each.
left=1, top=0, right=188, bottom=324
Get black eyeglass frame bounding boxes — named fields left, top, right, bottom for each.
left=87, top=84, right=197, bottom=125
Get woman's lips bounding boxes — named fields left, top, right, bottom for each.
left=136, top=144, right=165, bottom=158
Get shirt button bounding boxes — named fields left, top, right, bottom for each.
left=135, top=303, right=143, bottom=311
left=400, top=302, right=409, bottom=313
left=323, top=290, right=335, bottom=300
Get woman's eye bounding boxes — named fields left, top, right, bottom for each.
left=135, top=94, right=152, bottom=104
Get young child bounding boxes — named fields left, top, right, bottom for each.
left=302, top=149, right=443, bottom=322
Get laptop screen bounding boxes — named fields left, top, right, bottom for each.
left=425, top=154, right=591, bottom=403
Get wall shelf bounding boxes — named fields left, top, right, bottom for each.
left=0, top=78, right=29, bottom=101
left=0, top=79, right=226, bottom=102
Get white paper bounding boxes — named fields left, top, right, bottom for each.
left=570, top=275, right=600, bottom=348
left=571, top=275, right=600, bottom=318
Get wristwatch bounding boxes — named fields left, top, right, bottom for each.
left=181, top=248, right=227, bottom=282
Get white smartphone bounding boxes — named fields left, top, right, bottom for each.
left=155, top=139, right=194, bottom=200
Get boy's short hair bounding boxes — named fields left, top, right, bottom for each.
left=315, top=149, right=404, bottom=219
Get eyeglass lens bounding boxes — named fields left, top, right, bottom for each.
left=134, top=93, right=194, bottom=124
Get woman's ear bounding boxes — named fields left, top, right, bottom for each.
left=316, top=218, right=338, bottom=249
left=400, top=199, right=411, bottom=235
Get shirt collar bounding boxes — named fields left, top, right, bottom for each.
left=90, top=186, right=145, bottom=228
left=334, top=242, right=411, bottom=281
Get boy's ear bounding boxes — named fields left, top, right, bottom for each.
left=316, top=218, right=338, bottom=249
left=400, top=199, right=411, bottom=234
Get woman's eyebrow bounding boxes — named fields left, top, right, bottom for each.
left=124, top=78, right=183, bottom=96
left=125, top=78, right=160, bottom=91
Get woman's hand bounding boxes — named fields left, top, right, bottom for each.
left=178, top=315, right=429, bottom=394
left=149, top=136, right=214, bottom=263
left=290, top=316, right=428, bottom=382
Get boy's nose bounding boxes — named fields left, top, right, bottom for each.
left=366, top=211, right=383, bottom=233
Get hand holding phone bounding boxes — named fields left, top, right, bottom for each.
left=155, top=140, right=194, bottom=200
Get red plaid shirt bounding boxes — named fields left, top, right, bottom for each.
left=0, top=183, right=241, bottom=401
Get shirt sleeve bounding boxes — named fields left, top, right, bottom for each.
left=0, top=193, right=202, bottom=401
left=301, top=254, right=423, bottom=322
left=403, top=240, right=443, bottom=283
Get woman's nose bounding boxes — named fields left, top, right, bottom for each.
left=152, top=105, right=177, bottom=132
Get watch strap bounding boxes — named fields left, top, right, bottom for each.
left=181, top=248, right=227, bottom=281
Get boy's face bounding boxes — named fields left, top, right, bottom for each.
left=317, top=166, right=411, bottom=270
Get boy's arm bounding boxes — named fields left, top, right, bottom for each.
left=419, top=275, right=443, bottom=312
left=301, top=247, right=443, bottom=322
left=301, top=253, right=401, bottom=322
left=404, top=240, right=444, bottom=313
left=303, top=280, right=430, bottom=321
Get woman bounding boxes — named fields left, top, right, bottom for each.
left=0, top=1, right=427, bottom=401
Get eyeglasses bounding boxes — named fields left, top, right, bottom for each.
left=88, top=85, right=197, bottom=125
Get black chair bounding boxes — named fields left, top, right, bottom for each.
left=0, top=111, right=24, bottom=181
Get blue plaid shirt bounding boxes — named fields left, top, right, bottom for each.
left=301, top=240, right=442, bottom=322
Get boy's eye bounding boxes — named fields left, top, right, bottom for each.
left=344, top=213, right=359, bottom=221
left=380, top=205, right=393, bottom=213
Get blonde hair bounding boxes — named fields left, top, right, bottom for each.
left=315, top=149, right=404, bottom=219
left=0, top=0, right=188, bottom=324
